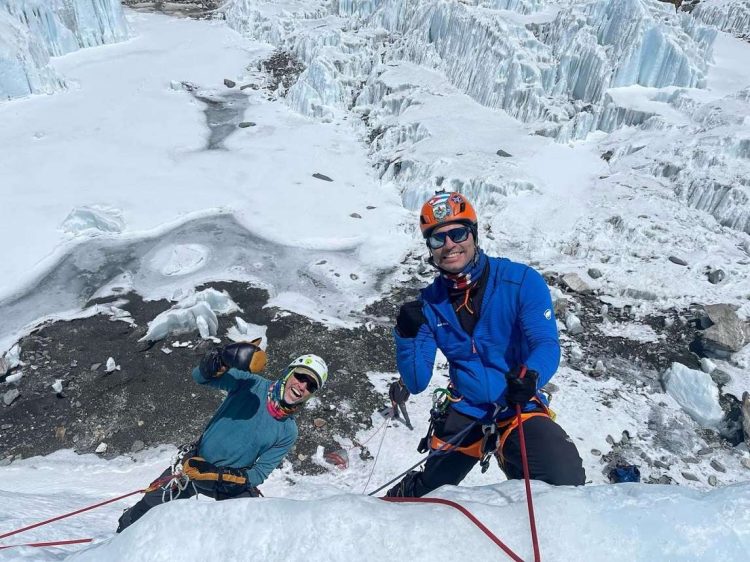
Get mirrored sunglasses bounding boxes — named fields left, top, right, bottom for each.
left=292, top=370, right=319, bottom=393
left=427, top=225, right=472, bottom=249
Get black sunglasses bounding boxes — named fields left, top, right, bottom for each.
left=292, top=370, right=319, bottom=393
left=426, top=226, right=472, bottom=249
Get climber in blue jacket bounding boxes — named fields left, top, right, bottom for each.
left=117, top=342, right=328, bottom=532
left=386, top=191, right=585, bottom=497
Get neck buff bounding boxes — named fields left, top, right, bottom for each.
left=266, top=379, right=302, bottom=420
left=440, top=249, right=487, bottom=291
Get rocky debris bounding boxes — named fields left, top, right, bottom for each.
left=742, top=392, right=750, bottom=445
left=707, top=269, right=725, bottom=284
left=587, top=268, right=603, bottom=280
left=601, top=150, right=614, bottom=162
left=0, top=282, right=397, bottom=477
left=708, top=475, right=718, bottom=486
left=95, top=442, right=107, bottom=454
left=561, top=273, right=592, bottom=294
left=259, top=51, right=305, bottom=95
left=130, top=440, right=145, bottom=453
left=496, top=149, right=512, bottom=157
left=105, top=357, right=120, bottom=373
left=223, top=78, right=236, bottom=88
left=0, top=357, right=8, bottom=377
left=668, top=256, right=688, bottom=266
left=681, top=471, right=700, bottom=482
left=696, top=304, right=748, bottom=357
left=312, top=173, right=333, bottom=182
left=313, top=418, right=327, bottom=428
left=3, top=389, right=20, bottom=406
left=349, top=213, right=362, bottom=219
left=710, top=459, right=726, bottom=473
left=742, top=458, right=750, bottom=470
left=238, top=121, right=256, bottom=128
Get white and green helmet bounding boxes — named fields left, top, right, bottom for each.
left=286, top=354, right=328, bottom=391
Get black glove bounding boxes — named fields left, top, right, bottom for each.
left=199, top=338, right=267, bottom=378
left=389, top=379, right=410, bottom=404
left=182, top=456, right=249, bottom=496
left=396, top=300, right=425, bottom=338
left=504, top=366, right=539, bottom=406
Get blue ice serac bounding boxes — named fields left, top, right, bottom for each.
left=0, top=0, right=128, bottom=99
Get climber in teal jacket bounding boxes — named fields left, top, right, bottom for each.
left=117, top=342, right=328, bottom=533
left=386, top=190, right=585, bottom=498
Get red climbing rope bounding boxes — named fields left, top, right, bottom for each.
left=0, top=538, right=93, bottom=550
left=0, top=489, right=143, bottom=542
left=382, top=496, right=525, bottom=561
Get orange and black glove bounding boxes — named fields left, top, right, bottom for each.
left=182, top=456, right=249, bottom=496
left=199, top=338, right=267, bottom=378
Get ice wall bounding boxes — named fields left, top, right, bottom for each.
left=225, top=0, right=716, bottom=141
left=692, top=0, right=750, bottom=40
left=0, top=0, right=128, bottom=100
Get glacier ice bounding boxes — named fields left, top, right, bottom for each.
left=692, top=0, right=750, bottom=40
left=224, top=0, right=716, bottom=141
left=0, top=0, right=128, bottom=100
left=663, top=362, right=724, bottom=429
left=140, top=288, right=240, bottom=342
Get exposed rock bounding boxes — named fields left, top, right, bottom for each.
left=681, top=471, right=700, bottom=481
left=312, top=173, right=333, bottom=182
left=593, top=360, right=606, bottom=375
left=710, top=459, right=726, bottom=473
left=223, top=78, right=236, bottom=88
left=349, top=213, right=362, bottom=219
left=90, top=363, right=102, bottom=371
left=95, top=442, right=107, bottom=454
left=0, top=457, right=12, bottom=467
left=561, top=273, right=592, bottom=294
left=130, top=440, right=145, bottom=453
left=623, top=288, right=658, bottom=301
left=55, top=426, right=66, bottom=441
left=591, top=449, right=602, bottom=456
left=708, top=475, right=717, bottom=486
left=699, top=358, right=716, bottom=374
left=587, top=268, right=603, bottom=279
left=742, top=458, right=750, bottom=470
left=742, top=392, right=750, bottom=445
left=699, top=304, right=748, bottom=356
left=697, top=447, right=712, bottom=456
left=668, top=256, right=688, bottom=266
left=496, top=149, right=512, bottom=157
left=238, top=121, right=256, bottom=128
left=653, top=459, right=670, bottom=469
left=707, top=269, right=725, bottom=284
left=0, top=357, right=8, bottom=376
left=313, top=418, right=327, bottom=428
left=3, top=389, right=19, bottom=406
left=601, top=150, right=614, bottom=162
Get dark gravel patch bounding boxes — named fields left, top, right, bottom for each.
left=0, top=281, right=397, bottom=477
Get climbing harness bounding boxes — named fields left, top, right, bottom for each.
left=148, top=442, right=199, bottom=502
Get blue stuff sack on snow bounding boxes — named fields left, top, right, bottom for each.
left=608, top=464, right=641, bottom=483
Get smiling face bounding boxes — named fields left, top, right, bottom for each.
left=282, top=369, right=318, bottom=404
left=429, top=223, right=476, bottom=273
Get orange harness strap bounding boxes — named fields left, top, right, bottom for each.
left=429, top=409, right=551, bottom=460
left=430, top=434, right=484, bottom=458
left=495, top=412, right=549, bottom=465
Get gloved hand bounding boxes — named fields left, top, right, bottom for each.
left=199, top=338, right=267, bottom=378
left=396, top=300, right=425, bottom=338
left=504, top=366, right=539, bottom=406
left=389, top=379, right=410, bottom=404
left=182, top=456, right=249, bottom=496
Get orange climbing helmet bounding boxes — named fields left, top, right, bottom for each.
left=419, top=190, right=478, bottom=237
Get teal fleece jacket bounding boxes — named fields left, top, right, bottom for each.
left=192, top=367, right=298, bottom=487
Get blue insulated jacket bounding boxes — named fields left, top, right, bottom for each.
left=192, top=368, right=298, bottom=487
left=395, top=257, right=560, bottom=421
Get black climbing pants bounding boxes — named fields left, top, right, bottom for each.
left=387, top=406, right=585, bottom=497
left=116, top=467, right=258, bottom=533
